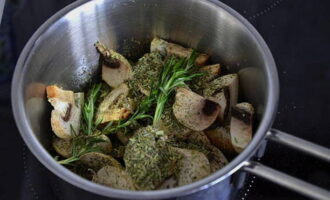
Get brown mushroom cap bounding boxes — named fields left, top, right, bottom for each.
left=95, top=41, right=133, bottom=88
left=230, top=102, right=254, bottom=153
left=173, top=88, right=221, bottom=131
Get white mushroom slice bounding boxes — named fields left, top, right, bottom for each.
left=93, top=166, right=136, bottom=190
left=207, top=89, right=229, bottom=124
left=200, top=64, right=221, bottom=82
left=204, top=74, right=239, bottom=109
left=172, top=147, right=211, bottom=186
left=95, top=41, right=133, bottom=88
left=230, top=102, right=254, bottom=153
left=204, top=126, right=236, bottom=155
left=80, top=152, right=123, bottom=171
left=173, top=88, right=220, bottom=131
left=150, top=38, right=209, bottom=66
left=46, top=85, right=83, bottom=139
left=96, top=83, right=135, bottom=124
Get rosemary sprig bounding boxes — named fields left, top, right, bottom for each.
left=153, top=51, right=202, bottom=124
left=58, top=136, right=105, bottom=165
left=58, top=84, right=104, bottom=165
left=81, top=84, right=102, bottom=136
left=57, top=51, right=202, bottom=165
left=102, top=52, right=202, bottom=134
left=102, top=90, right=155, bottom=135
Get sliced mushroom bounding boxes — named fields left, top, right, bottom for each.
left=94, top=134, right=113, bottom=154
left=208, top=145, right=228, bottom=172
left=52, top=134, right=112, bottom=159
left=46, top=85, right=83, bottom=139
left=207, top=88, right=230, bottom=124
left=150, top=37, right=209, bottom=66
left=173, top=88, right=221, bottom=131
left=52, top=138, right=72, bottom=158
left=80, top=152, right=123, bottom=171
left=96, top=83, right=135, bottom=124
left=124, top=126, right=181, bottom=190
left=200, top=64, right=221, bottom=82
left=204, top=126, right=236, bottom=155
left=95, top=41, right=133, bottom=88
left=131, top=52, right=165, bottom=96
left=171, top=147, right=211, bottom=186
left=93, top=166, right=136, bottom=190
left=230, top=102, right=254, bottom=153
left=154, top=105, right=192, bottom=140
left=185, top=132, right=228, bottom=172
left=186, top=131, right=211, bottom=146
left=190, top=64, right=222, bottom=93
left=203, top=74, right=239, bottom=110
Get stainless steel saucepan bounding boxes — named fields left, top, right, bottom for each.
left=11, top=0, right=330, bottom=199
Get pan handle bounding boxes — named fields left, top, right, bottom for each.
left=242, top=129, right=330, bottom=200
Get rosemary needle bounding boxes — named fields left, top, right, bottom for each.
left=152, top=51, right=202, bottom=124
left=58, top=84, right=105, bottom=165
left=102, top=52, right=201, bottom=134
left=58, top=51, right=202, bottom=165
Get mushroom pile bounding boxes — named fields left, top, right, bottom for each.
left=46, top=38, right=254, bottom=191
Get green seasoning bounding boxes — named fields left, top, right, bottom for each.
left=48, top=38, right=247, bottom=191
left=124, top=126, right=181, bottom=190
left=131, top=52, right=165, bottom=95
left=157, top=105, right=191, bottom=139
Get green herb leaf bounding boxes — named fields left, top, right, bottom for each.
left=58, top=84, right=104, bottom=165
left=153, top=51, right=201, bottom=124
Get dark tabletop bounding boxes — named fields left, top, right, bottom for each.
left=0, top=0, right=329, bottom=200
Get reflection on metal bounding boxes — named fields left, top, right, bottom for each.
left=11, top=0, right=279, bottom=199
left=244, top=161, right=330, bottom=200
left=242, top=129, right=330, bottom=200
left=0, top=0, right=5, bottom=24
left=268, top=129, right=330, bottom=162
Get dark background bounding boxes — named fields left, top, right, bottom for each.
left=0, top=0, right=329, bottom=199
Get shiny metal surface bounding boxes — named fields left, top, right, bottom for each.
left=244, top=161, right=330, bottom=200
left=0, top=0, right=5, bottom=24
left=12, top=0, right=279, bottom=199
left=268, top=129, right=330, bottom=162
left=243, top=128, right=330, bottom=200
